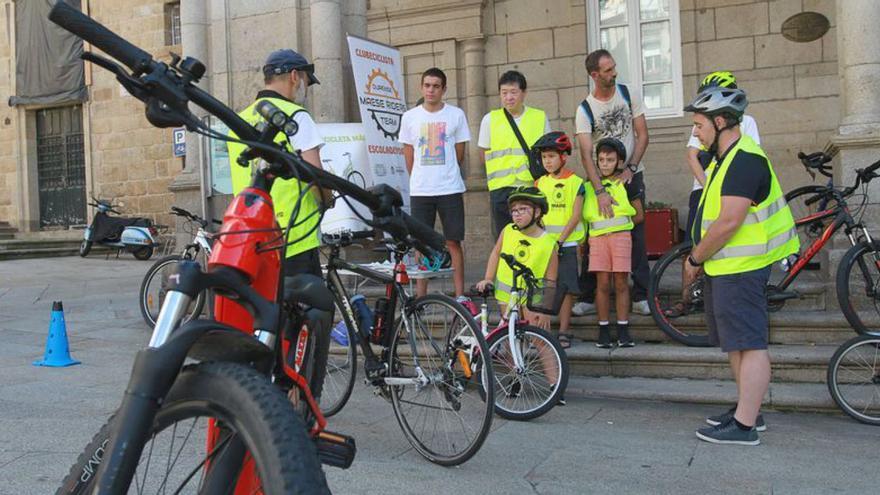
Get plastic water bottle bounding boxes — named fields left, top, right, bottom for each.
left=350, top=294, right=373, bottom=340
left=330, top=320, right=349, bottom=346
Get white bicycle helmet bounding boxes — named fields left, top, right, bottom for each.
left=684, top=86, right=748, bottom=120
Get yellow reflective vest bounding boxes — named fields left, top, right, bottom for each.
left=583, top=179, right=636, bottom=237
left=494, top=224, right=557, bottom=305
left=227, top=96, right=320, bottom=258
left=485, top=107, right=546, bottom=190
left=535, top=170, right=585, bottom=243
left=697, top=135, right=799, bottom=276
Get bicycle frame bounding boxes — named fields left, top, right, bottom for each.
left=776, top=200, right=874, bottom=290
left=324, top=246, right=438, bottom=388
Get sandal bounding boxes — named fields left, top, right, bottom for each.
left=558, top=333, right=573, bottom=349
left=663, top=301, right=690, bottom=318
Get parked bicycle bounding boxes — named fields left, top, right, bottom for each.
left=648, top=151, right=880, bottom=346
left=827, top=333, right=880, bottom=425
left=465, top=253, right=569, bottom=421
left=138, top=206, right=218, bottom=327
left=49, top=3, right=459, bottom=493
left=318, top=230, right=494, bottom=466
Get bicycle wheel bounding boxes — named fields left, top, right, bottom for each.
left=836, top=241, right=880, bottom=335
left=647, top=242, right=711, bottom=347
left=387, top=294, right=494, bottom=466
left=139, top=255, right=206, bottom=328
left=827, top=334, right=880, bottom=425
left=56, top=362, right=329, bottom=495
left=484, top=324, right=568, bottom=421
left=317, top=292, right=358, bottom=417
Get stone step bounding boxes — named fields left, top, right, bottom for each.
left=565, top=342, right=835, bottom=383
left=565, top=375, right=837, bottom=413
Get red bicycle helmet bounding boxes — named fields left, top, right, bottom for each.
left=533, top=131, right=573, bottom=155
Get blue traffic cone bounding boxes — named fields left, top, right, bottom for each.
left=33, top=301, right=80, bottom=367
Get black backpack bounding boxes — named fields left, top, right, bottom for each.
left=579, top=83, right=632, bottom=133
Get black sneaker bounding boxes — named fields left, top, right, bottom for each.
left=617, top=324, right=635, bottom=348
left=596, top=325, right=612, bottom=349
left=706, top=407, right=766, bottom=432
left=696, top=418, right=759, bottom=445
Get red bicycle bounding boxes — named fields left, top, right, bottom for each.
left=49, top=3, right=452, bottom=494
left=648, top=151, right=880, bottom=346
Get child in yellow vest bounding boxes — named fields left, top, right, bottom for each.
left=584, top=138, right=644, bottom=348
left=475, top=187, right=559, bottom=331
left=533, top=131, right=584, bottom=349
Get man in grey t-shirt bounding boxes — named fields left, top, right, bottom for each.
left=573, top=49, right=651, bottom=317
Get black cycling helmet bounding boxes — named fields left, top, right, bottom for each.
left=507, top=186, right=548, bottom=216
left=595, top=137, right=627, bottom=162
left=533, top=131, right=573, bottom=155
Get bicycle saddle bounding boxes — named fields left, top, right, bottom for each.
left=283, top=274, right=334, bottom=312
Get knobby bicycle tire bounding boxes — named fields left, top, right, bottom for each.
left=56, top=362, right=329, bottom=495
left=138, top=255, right=206, bottom=328
left=388, top=294, right=494, bottom=466
left=484, top=324, right=569, bottom=421
left=836, top=241, right=880, bottom=336
left=827, top=334, right=880, bottom=425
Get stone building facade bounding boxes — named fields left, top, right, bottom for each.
left=1, top=0, right=876, bottom=273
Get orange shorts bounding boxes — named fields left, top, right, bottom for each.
left=588, top=231, right=632, bottom=273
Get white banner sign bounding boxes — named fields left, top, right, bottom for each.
left=347, top=35, right=410, bottom=209
left=317, top=123, right=373, bottom=234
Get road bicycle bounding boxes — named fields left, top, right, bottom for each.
left=49, top=3, right=454, bottom=493
left=138, top=206, right=217, bottom=327
left=318, top=230, right=494, bottom=465
left=465, top=253, right=569, bottom=420
left=827, top=333, right=880, bottom=425
left=648, top=151, right=880, bottom=346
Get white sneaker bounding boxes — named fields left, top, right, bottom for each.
left=572, top=301, right=596, bottom=316
left=632, top=300, right=651, bottom=315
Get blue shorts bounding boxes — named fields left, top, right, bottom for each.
left=704, top=266, right=771, bottom=352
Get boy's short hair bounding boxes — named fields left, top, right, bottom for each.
left=498, top=70, right=527, bottom=91
left=585, top=49, right=612, bottom=75
left=421, top=67, right=447, bottom=88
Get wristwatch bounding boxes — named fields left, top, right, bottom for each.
left=687, top=254, right=702, bottom=267
left=626, top=163, right=639, bottom=173
left=595, top=186, right=607, bottom=195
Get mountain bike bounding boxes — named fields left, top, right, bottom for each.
left=648, top=151, right=880, bottom=346
left=49, top=3, right=453, bottom=493
left=827, top=333, right=880, bottom=425
left=139, top=206, right=217, bottom=327
left=465, top=253, right=569, bottom=420
left=318, top=230, right=494, bottom=466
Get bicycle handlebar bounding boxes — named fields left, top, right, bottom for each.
left=797, top=151, right=833, bottom=178
left=49, top=2, right=447, bottom=256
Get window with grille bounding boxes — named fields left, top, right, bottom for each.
left=587, top=0, right=683, bottom=118
left=165, top=2, right=181, bottom=46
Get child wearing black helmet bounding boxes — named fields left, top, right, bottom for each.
left=475, top=186, right=558, bottom=332
left=533, top=131, right=584, bottom=349
left=584, top=138, right=644, bottom=348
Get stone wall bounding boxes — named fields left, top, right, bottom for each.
left=0, top=1, right=16, bottom=226
left=367, top=0, right=840, bottom=273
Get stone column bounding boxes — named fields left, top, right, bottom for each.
left=825, top=0, right=880, bottom=306
left=310, top=0, right=344, bottom=123
left=170, top=0, right=209, bottom=246
left=462, top=37, right=487, bottom=189
left=343, top=0, right=367, bottom=122
left=830, top=0, right=880, bottom=218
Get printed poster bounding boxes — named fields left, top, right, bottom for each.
left=347, top=35, right=410, bottom=209
left=316, top=123, right=373, bottom=234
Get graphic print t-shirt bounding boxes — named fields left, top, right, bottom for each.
left=399, top=103, right=470, bottom=196
left=575, top=85, right=645, bottom=173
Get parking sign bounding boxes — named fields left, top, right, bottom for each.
left=172, top=127, right=186, bottom=157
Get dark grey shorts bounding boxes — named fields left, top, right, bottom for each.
left=411, top=193, right=465, bottom=242
left=705, top=266, right=771, bottom=352
left=557, top=245, right=582, bottom=296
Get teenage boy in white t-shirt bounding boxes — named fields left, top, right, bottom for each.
left=399, top=67, right=471, bottom=301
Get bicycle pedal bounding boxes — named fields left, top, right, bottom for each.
left=768, top=290, right=800, bottom=302
left=314, top=430, right=357, bottom=469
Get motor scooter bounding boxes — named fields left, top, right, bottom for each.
left=80, top=197, right=157, bottom=260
